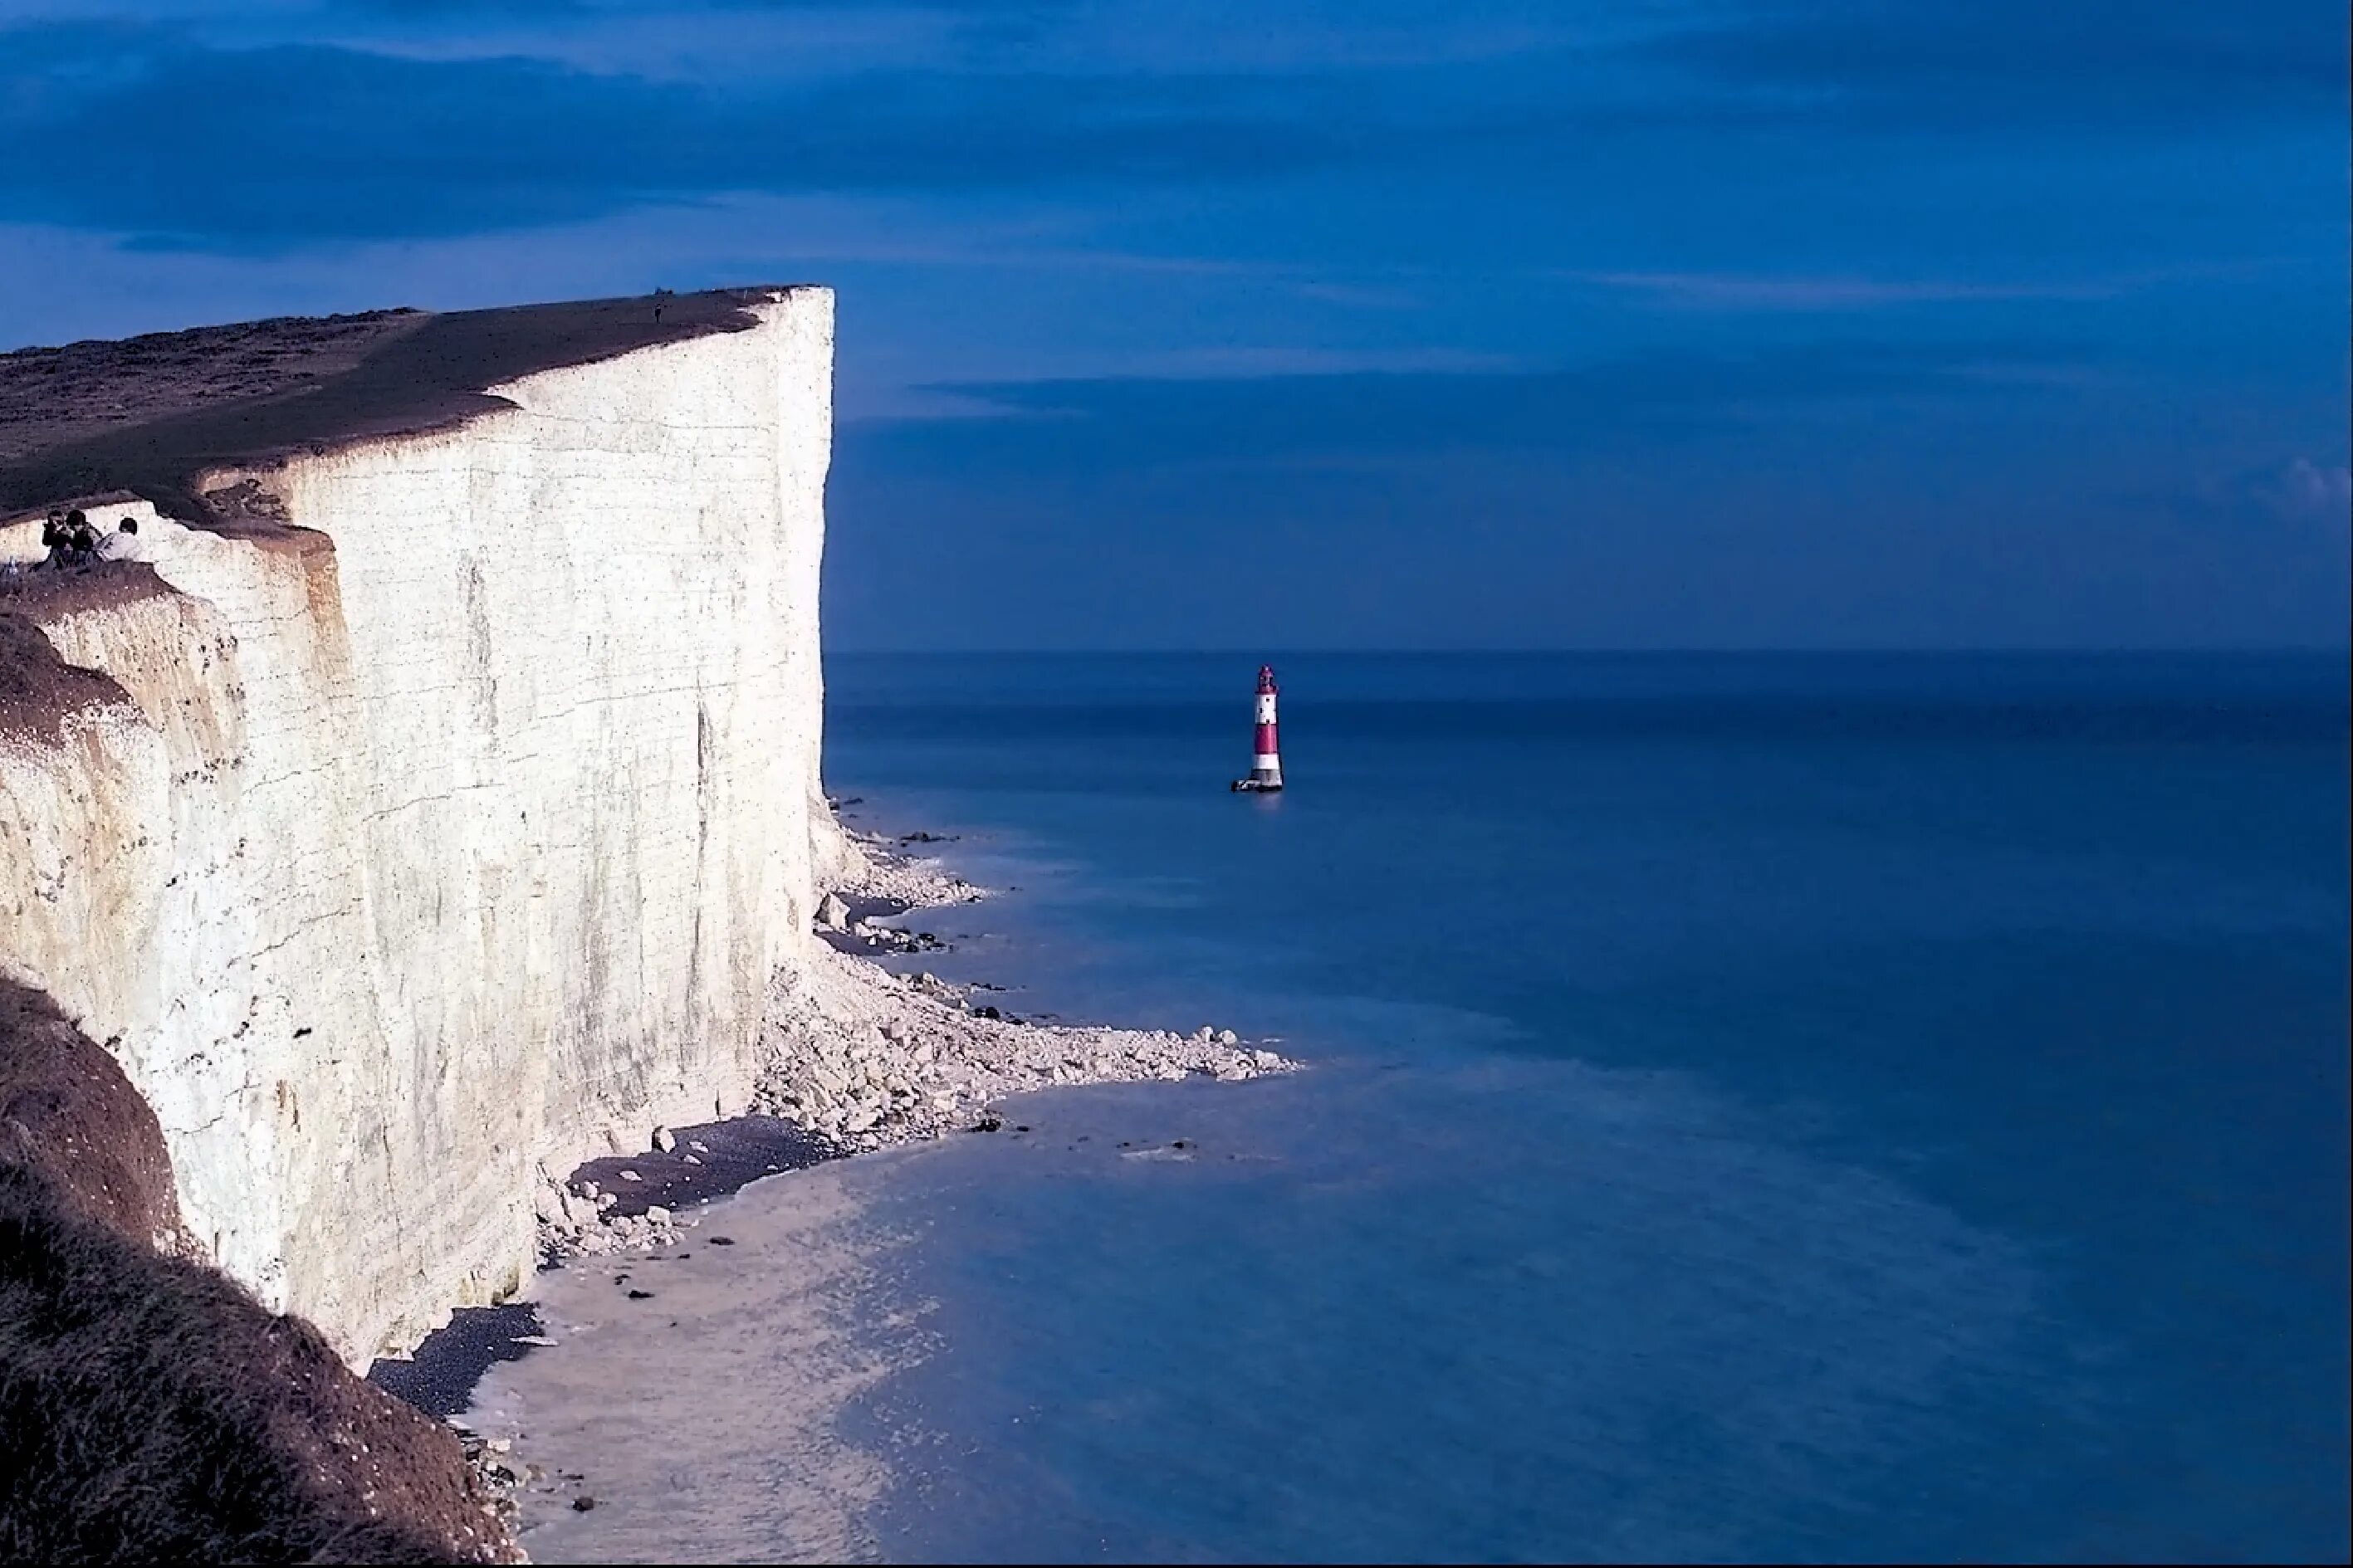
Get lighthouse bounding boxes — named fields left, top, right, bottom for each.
left=1231, top=665, right=1284, bottom=792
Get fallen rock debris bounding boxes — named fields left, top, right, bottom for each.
left=531, top=833, right=1294, bottom=1265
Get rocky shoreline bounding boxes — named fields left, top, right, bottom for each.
left=755, top=828, right=1290, bottom=1149
left=402, top=819, right=1295, bottom=1527
left=520, top=823, right=1291, bottom=1265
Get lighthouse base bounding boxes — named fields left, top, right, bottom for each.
left=1230, top=778, right=1284, bottom=793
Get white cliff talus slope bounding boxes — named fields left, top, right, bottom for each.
left=0, top=291, right=836, bottom=1362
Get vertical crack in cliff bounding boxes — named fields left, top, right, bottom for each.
left=689, top=696, right=714, bottom=1053
left=457, top=554, right=499, bottom=739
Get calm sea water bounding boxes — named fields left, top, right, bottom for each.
left=817, top=652, right=2348, bottom=1564
left=493, top=652, right=2351, bottom=1564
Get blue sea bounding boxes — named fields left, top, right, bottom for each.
left=499, top=652, right=2353, bottom=1563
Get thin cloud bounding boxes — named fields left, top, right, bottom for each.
left=2243, top=457, right=2353, bottom=525
left=0, top=23, right=1405, bottom=247
left=6, top=0, right=2337, bottom=252
left=1290, top=280, right=1421, bottom=310
left=1556, top=271, right=2122, bottom=310
left=2137, top=455, right=2353, bottom=539
left=849, top=339, right=2098, bottom=470
left=1111, top=345, right=1519, bottom=376
left=1548, top=260, right=2302, bottom=313
left=1641, top=0, right=2348, bottom=127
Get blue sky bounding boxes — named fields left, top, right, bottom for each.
left=2, top=0, right=2345, bottom=648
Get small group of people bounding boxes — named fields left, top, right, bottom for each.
left=0, top=507, right=148, bottom=596
left=36, top=508, right=142, bottom=570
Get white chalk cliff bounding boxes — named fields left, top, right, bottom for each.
left=0, top=290, right=840, bottom=1362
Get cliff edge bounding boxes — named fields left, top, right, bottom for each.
left=0, top=286, right=839, bottom=1364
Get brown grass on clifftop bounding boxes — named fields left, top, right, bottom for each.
left=0, top=287, right=790, bottom=524
left=0, top=980, right=520, bottom=1564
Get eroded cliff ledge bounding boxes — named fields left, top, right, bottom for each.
left=0, top=286, right=839, bottom=1364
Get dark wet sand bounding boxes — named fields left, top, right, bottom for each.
left=366, top=1302, right=552, bottom=1421
left=572, top=1115, right=839, bottom=1220
left=367, top=1115, right=838, bottom=1419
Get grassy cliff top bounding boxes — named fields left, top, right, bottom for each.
left=0, top=286, right=806, bottom=525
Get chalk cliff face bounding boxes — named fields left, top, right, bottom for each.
left=0, top=290, right=835, bottom=1361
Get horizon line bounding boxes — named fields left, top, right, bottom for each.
left=822, top=644, right=2353, bottom=657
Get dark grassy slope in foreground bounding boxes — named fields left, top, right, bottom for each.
left=0, top=286, right=790, bottom=523
left=0, top=981, right=517, bottom=1564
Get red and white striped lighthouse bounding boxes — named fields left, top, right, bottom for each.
left=1233, top=664, right=1284, bottom=791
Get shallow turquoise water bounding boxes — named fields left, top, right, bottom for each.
left=807, top=652, right=2346, bottom=1563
